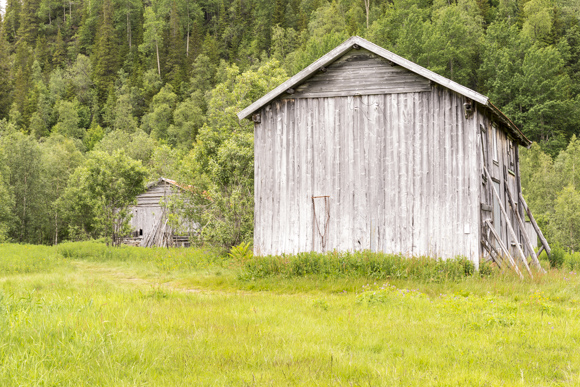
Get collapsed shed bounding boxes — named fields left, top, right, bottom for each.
left=126, top=177, right=194, bottom=247
left=239, top=36, right=550, bottom=275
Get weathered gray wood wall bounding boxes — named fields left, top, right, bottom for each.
left=254, top=86, right=481, bottom=263
left=130, top=182, right=173, bottom=236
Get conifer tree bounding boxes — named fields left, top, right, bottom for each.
left=0, top=15, right=13, bottom=119
left=52, top=27, right=66, bottom=67
left=92, top=0, right=119, bottom=104
left=17, top=0, right=40, bottom=47
left=3, top=0, right=21, bottom=44
left=165, top=1, right=185, bottom=88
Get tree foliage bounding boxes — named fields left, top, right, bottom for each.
left=1, top=0, right=580, bottom=249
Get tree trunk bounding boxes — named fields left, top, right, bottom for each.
left=156, top=41, right=161, bottom=76
left=127, top=12, right=131, bottom=48
left=54, top=212, right=58, bottom=245
left=187, top=25, right=190, bottom=57
left=364, top=0, right=370, bottom=29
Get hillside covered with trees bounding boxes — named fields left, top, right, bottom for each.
left=0, top=0, right=579, bottom=250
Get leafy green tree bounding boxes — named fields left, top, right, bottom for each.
left=39, top=134, right=83, bottom=244
left=111, top=70, right=138, bottom=133
left=0, top=148, right=15, bottom=242
left=53, top=99, right=83, bottom=139
left=140, top=6, right=166, bottom=77
left=140, top=84, right=178, bottom=140
left=521, top=0, right=554, bottom=44
left=68, top=54, right=93, bottom=105
left=179, top=59, right=287, bottom=248
left=551, top=185, right=580, bottom=251
left=423, top=0, right=484, bottom=88
left=61, top=149, right=147, bottom=245
left=0, top=132, right=44, bottom=243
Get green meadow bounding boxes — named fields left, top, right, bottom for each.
left=1, top=242, right=580, bottom=386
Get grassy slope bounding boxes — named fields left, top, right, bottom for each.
left=1, top=243, right=580, bottom=386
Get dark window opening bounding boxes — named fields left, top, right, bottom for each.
left=139, top=229, right=143, bottom=236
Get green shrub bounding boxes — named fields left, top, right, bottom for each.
left=549, top=245, right=566, bottom=269
left=565, top=252, right=580, bottom=271
left=228, top=242, right=253, bottom=263
left=242, top=251, right=482, bottom=282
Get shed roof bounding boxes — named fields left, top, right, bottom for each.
left=145, top=177, right=192, bottom=191
left=238, top=36, right=531, bottom=147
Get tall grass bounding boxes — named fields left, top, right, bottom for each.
left=243, top=250, right=478, bottom=282
left=56, top=241, right=223, bottom=271
left=1, top=256, right=580, bottom=385
left=0, top=243, right=65, bottom=275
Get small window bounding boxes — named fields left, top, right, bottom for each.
left=492, top=124, right=498, bottom=162
left=508, top=140, right=516, bottom=172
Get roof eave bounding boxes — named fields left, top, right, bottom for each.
left=486, top=101, right=532, bottom=148
left=237, top=36, right=360, bottom=120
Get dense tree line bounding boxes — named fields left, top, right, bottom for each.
left=0, top=0, right=579, bottom=249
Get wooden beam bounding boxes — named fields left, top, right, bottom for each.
left=484, top=167, right=532, bottom=277
left=519, top=193, right=552, bottom=259
left=481, top=235, right=503, bottom=269
left=485, top=219, right=523, bottom=279
left=505, top=185, right=545, bottom=273
left=537, top=245, right=545, bottom=257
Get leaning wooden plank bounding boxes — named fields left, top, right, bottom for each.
left=485, top=219, right=523, bottom=279
left=484, top=167, right=532, bottom=277
left=483, top=227, right=503, bottom=269
left=481, top=235, right=502, bottom=269
left=537, top=245, right=545, bottom=257
left=519, top=193, right=552, bottom=259
left=505, top=185, right=545, bottom=272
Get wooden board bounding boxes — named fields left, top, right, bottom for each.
left=285, top=50, right=431, bottom=99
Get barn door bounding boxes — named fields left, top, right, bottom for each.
left=312, top=196, right=330, bottom=252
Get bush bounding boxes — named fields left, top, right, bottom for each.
left=565, top=252, right=580, bottom=271
left=242, top=251, right=481, bottom=282
left=549, top=245, right=566, bottom=268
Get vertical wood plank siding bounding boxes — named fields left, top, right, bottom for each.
left=254, top=85, right=482, bottom=264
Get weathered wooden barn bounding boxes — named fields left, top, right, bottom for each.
left=127, top=177, right=193, bottom=247
left=238, top=36, right=549, bottom=273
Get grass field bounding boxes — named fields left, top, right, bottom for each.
left=1, top=242, right=580, bottom=386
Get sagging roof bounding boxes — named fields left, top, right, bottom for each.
left=238, top=36, right=531, bottom=147
left=146, top=177, right=192, bottom=191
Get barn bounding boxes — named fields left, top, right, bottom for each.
left=238, top=36, right=549, bottom=274
left=127, top=177, right=194, bottom=247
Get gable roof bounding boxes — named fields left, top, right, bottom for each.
left=145, top=177, right=190, bottom=191
left=238, top=36, right=531, bottom=147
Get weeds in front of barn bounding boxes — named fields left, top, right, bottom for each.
left=242, top=250, right=478, bottom=282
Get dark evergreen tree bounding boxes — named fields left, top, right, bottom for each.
left=92, top=0, right=119, bottom=105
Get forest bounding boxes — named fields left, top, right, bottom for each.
left=0, top=0, right=579, bottom=251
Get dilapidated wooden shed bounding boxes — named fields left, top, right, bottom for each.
left=127, top=177, right=194, bottom=247
left=239, top=36, right=550, bottom=274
